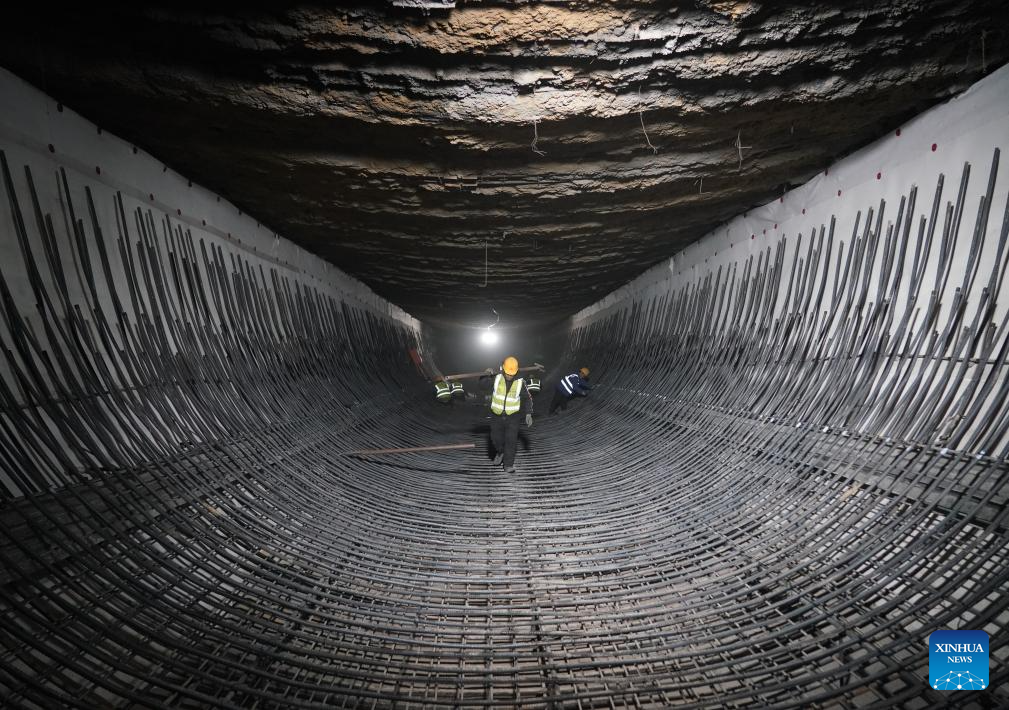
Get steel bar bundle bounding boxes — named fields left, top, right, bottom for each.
left=443, top=364, right=545, bottom=381
left=0, top=145, right=1007, bottom=709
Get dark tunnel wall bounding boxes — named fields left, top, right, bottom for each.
left=424, top=323, right=563, bottom=382
left=2, top=60, right=1009, bottom=710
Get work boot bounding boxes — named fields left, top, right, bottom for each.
left=504, top=465, right=516, bottom=474
left=493, top=453, right=503, bottom=466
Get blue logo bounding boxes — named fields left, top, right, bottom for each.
left=929, top=630, right=989, bottom=690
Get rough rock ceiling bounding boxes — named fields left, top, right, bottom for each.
left=2, top=2, right=1006, bottom=326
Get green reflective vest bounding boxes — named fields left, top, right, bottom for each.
left=451, top=381, right=465, bottom=397
left=491, top=374, right=523, bottom=415
left=435, top=381, right=452, bottom=402
left=526, top=377, right=541, bottom=393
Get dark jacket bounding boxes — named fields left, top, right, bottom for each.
left=556, top=372, right=591, bottom=396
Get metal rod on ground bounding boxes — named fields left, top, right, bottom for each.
left=343, top=443, right=476, bottom=456
left=443, top=363, right=545, bottom=381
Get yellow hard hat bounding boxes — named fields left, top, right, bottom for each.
left=503, top=356, right=519, bottom=376
left=579, top=367, right=590, bottom=378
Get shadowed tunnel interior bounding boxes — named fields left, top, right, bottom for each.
left=2, top=4, right=1009, bottom=709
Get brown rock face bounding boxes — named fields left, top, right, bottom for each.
left=2, top=2, right=1005, bottom=326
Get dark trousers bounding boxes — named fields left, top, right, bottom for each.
left=549, top=390, right=570, bottom=414
left=490, top=413, right=521, bottom=467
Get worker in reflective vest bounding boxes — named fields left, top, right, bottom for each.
left=526, top=377, right=541, bottom=395
left=549, top=367, right=591, bottom=414
left=434, top=379, right=452, bottom=404
left=451, top=380, right=465, bottom=400
left=481, top=356, right=533, bottom=473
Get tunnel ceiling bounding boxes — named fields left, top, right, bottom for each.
left=1, top=2, right=1005, bottom=327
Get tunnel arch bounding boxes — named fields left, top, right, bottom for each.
left=1, top=56, right=1008, bottom=710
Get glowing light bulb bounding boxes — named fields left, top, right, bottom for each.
left=480, top=330, right=498, bottom=346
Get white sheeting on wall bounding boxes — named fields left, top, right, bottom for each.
left=572, top=63, right=1009, bottom=329
left=0, top=67, right=420, bottom=333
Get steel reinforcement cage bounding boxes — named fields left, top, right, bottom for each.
left=0, top=137, right=1008, bottom=708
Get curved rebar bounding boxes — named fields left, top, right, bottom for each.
left=0, top=146, right=1007, bottom=709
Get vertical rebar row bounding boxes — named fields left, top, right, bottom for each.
left=561, top=152, right=1009, bottom=706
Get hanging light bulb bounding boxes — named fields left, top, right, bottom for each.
left=479, top=307, right=500, bottom=346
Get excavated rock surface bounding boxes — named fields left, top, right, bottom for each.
left=2, top=2, right=1005, bottom=325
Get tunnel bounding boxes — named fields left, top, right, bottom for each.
left=1, top=4, right=1009, bottom=708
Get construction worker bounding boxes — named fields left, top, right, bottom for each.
left=481, top=356, right=533, bottom=473
left=451, top=380, right=465, bottom=400
left=526, top=376, right=541, bottom=396
left=434, top=379, right=452, bottom=404
left=549, top=367, right=591, bottom=414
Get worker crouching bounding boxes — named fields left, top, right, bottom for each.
left=549, top=367, right=592, bottom=414
left=434, top=379, right=453, bottom=404
left=482, top=356, right=533, bottom=473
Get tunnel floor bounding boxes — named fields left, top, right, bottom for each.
left=5, top=380, right=1004, bottom=709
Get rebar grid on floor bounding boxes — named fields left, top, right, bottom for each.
left=0, top=149, right=1008, bottom=708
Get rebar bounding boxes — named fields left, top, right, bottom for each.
left=0, top=146, right=1007, bottom=709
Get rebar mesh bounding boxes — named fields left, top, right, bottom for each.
left=0, top=146, right=1008, bottom=709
